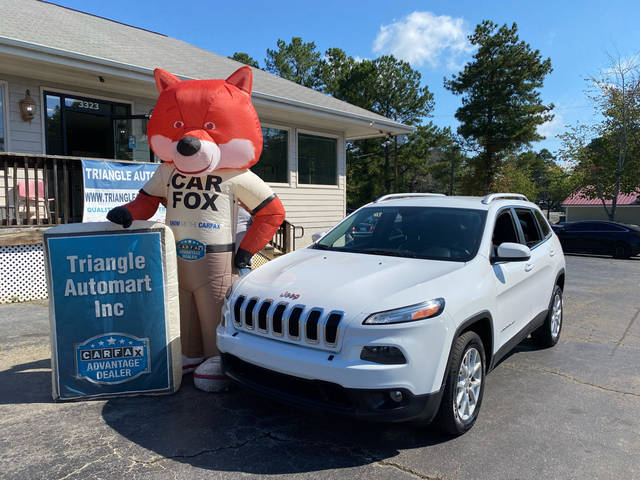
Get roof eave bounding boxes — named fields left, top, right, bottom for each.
left=0, top=35, right=412, bottom=139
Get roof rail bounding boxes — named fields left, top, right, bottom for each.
left=374, top=193, right=446, bottom=203
left=481, top=193, right=529, bottom=204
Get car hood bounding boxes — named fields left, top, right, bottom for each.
left=234, top=248, right=465, bottom=317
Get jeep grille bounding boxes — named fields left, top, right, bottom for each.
left=232, top=296, right=343, bottom=349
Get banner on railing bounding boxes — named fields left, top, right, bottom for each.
left=81, top=159, right=165, bottom=223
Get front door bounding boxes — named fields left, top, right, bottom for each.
left=490, top=208, right=534, bottom=350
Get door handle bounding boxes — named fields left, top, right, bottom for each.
left=525, top=263, right=534, bottom=272
left=549, top=249, right=556, bottom=257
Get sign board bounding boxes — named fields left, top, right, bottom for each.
left=81, top=159, right=166, bottom=223
left=44, top=222, right=181, bottom=400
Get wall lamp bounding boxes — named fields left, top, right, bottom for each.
left=19, top=89, right=36, bottom=122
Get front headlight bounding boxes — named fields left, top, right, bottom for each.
left=363, top=298, right=445, bottom=325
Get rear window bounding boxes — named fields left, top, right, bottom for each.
left=533, top=210, right=551, bottom=238
left=315, top=206, right=487, bottom=262
left=515, top=208, right=542, bottom=247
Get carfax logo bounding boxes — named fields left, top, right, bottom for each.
left=176, top=238, right=205, bottom=261
left=75, top=333, right=150, bottom=384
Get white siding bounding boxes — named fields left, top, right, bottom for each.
left=274, top=182, right=346, bottom=248
left=8, top=79, right=42, bottom=154
left=269, top=127, right=346, bottom=248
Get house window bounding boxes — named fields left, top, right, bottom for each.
left=251, top=127, right=288, bottom=183
left=298, top=132, right=337, bottom=185
left=44, top=91, right=144, bottom=161
left=0, top=82, right=5, bottom=151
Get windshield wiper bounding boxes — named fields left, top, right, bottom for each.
left=312, top=243, right=331, bottom=250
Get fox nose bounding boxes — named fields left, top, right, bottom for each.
left=176, top=136, right=201, bottom=156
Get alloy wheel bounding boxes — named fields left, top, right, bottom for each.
left=455, top=347, right=482, bottom=421
left=551, top=293, right=562, bottom=339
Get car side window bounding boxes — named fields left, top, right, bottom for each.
left=492, top=210, right=519, bottom=254
left=600, top=224, right=625, bottom=232
left=565, top=222, right=585, bottom=232
left=515, top=208, right=542, bottom=247
left=533, top=210, right=551, bottom=238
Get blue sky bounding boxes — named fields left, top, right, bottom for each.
left=52, top=0, right=640, bottom=154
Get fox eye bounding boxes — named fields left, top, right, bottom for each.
left=173, top=121, right=184, bottom=128
left=204, top=121, right=216, bottom=130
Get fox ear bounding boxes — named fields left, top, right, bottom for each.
left=154, top=68, right=180, bottom=93
left=226, top=66, right=253, bottom=95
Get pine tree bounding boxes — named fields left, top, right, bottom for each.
left=445, top=21, right=553, bottom=194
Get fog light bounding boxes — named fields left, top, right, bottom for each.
left=360, top=346, right=407, bottom=365
left=389, top=390, right=404, bottom=403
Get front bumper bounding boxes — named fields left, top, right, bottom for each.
left=222, top=353, right=443, bottom=423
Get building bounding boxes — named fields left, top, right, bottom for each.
left=562, top=192, right=640, bottom=225
left=0, top=0, right=411, bottom=244
left=0, top=0, right=412, bottom=303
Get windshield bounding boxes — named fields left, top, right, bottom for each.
left=314, top=206, right=487, bottom=262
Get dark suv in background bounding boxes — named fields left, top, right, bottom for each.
left=551, top=220, right=640, bottom=258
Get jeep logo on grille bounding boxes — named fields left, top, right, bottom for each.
left=280, top=291, right=300, bottom=300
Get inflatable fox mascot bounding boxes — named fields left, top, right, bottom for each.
left=107, top=66, right=285, bottom=391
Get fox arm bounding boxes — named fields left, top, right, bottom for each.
left=107, top=190, right=162, bottom=228
left=237, top=195, right=285, bottom=258
left=125, top=190, right=163, bottom=220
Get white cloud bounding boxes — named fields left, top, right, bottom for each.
left=373, top=11, right=473, bottom=69
left=537, top=112, right=564, bottom=139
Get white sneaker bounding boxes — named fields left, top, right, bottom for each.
left=182, top=355, right=204, bottom=375
left=193, top=356, right=230, bottom=392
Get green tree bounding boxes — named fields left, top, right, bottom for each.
left=560, top=127, right=640, bottom=220
left=328, top=55, right=434, bottom=196
left=541, top=164, right=572, bottom=218
left=319, top=47, right=356, bottom=96
left=261, top=42, right=439, bottom=206
left=229, top=52, right=260, bottom=69
left=400, top=125, right=466, bottom=195
left=445, top=21, right=554, bottom=195
left=265, top=37, right=322, bottom=89
left=559, top=56, right=640, bottom=220
left=492, top=161, right=539, bottom=200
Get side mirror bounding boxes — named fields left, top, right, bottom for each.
left=494, top=242, right=531, bottom=263
left=312, top=232, right=326, bottom=243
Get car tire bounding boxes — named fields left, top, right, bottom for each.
left=532, top=285, right=563, bottom=348
left=433, top=331, right=486, bottom=436
left=613, top=242, right=632, bottom=259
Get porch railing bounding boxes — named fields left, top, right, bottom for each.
left=270, top=220, right=304, bottom=253
left=1, top=152, right=302, bottom=254
left=0, top=152, right=88, bottom=226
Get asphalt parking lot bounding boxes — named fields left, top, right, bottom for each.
left=1, top=254, right=639, bottom=480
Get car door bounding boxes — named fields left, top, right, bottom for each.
left=531, top=209, right=557, bottom=315
left=513, top=208, right=550, bottom=325
left=579, top=222, right=606, bottom=253
left=557, top=222, right=583, bottom=252
left=490, top=208, right=536, bottom=350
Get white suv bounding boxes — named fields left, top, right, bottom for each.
left=217, top=193, right=566, bottom=435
